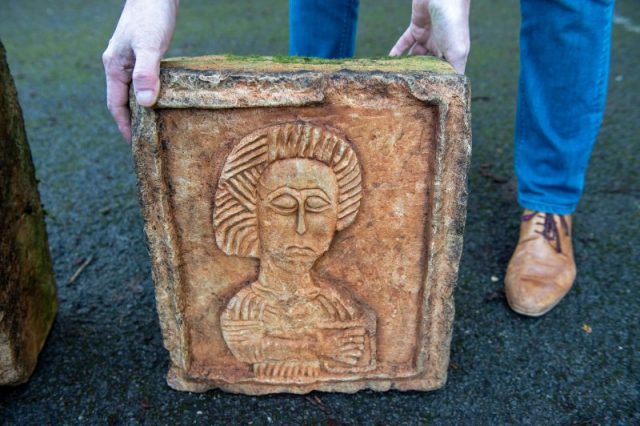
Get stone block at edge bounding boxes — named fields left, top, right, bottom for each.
left=131, top=55, right=471, bottom=395
left=0, top=41, right=57, bottom=385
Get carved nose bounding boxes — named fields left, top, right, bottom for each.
left=296, top=207, right=307, bottom=235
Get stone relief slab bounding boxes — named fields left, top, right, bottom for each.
left=131, top=56, right=471, bottom=394
left=216, top=123, right=376, bottom=382
left=0, top=40, right=57, bottom=386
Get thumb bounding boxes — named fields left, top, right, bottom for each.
left=132, top=47, right=161, bottom=107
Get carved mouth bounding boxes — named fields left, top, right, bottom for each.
left=284, top=245, right=317, bottom=257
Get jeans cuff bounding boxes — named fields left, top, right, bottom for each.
left=517, top=196, right=576, bottom=215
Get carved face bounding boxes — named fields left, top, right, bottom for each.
left=256, top=159, right=339, bottom=270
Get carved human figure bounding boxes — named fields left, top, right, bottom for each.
left=214, top=122, right=376, bottom=382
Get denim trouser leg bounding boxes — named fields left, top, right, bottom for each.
left=289, top=0, right=359, bottom=58
left=516, top=0, right=615, bottom=214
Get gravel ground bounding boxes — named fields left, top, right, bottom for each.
left=0, top=0, right=638, bottom=424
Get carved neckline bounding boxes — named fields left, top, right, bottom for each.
left=251, top=280, right=321, bottom=301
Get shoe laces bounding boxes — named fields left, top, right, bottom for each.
left=521, top=211, right=570, bottom=253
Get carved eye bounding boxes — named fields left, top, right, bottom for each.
left=270, top=194, right=298, bottom=213
left=305, top=196, right=331, bottom=212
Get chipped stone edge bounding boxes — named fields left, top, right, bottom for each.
left=131, top=98, right=189, bottom=373
left=399, top=73, right=472, bottom=391
left=131, top=67, right=471, bottom=394
left=156, top=69, right=326, bottom=109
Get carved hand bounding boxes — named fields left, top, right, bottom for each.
left=102, top=0, right=180, bottom=142
left=389, top=0, right=470, bottom=74
left=314, top=327, right=366, bottom=366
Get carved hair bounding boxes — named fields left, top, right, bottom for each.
left=213, top=122, right=362, bottom=258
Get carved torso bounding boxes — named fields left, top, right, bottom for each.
left=221, top=278, right=375, bottom=382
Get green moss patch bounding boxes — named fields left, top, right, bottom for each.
left=161, top=54, right=455, bottom=74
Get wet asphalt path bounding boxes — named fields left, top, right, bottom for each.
left=0, top=0, right=638, bottom=424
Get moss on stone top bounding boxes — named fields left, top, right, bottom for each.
left=161, top=54, right=455, bottom=74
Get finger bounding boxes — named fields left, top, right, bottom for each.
left=340, top=341, right=364, bottom=350
left=264, top=305, right=286, bottom=317
left=340, top=327, right=366, bottom=338
left=389, top=27, right=415, bottom=56
left=411, top=0, right=432, bottom=30
left=107, top=80, right=132, bottom=142
left=337, top=356, right=360, bottom=365
left=103, top=49, right=133, bottom=142
left=262, top=310, right=283, bottom=322
left=131, top=47, right=162, bottom=107
left=340, top=336, right=364, bottom=344
left=339, top=343, right=365, bottom=352
left=263, top=306, right=281, bottom=315
left=408, top=42, right=429, bottom=56
left=340, top=336, right=365, bottom=345
left=427, top=38, right=444, bottom=58
left=339, top=349, right=364, bottom=359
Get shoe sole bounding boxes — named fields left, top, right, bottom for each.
left=507, top=297, right=563, bottom=317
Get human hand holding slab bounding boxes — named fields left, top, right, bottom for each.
left=102, top=0, right=179, bottom=142
left=390, top=0, right=470, bottom=74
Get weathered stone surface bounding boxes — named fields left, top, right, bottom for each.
left=0, top=40, right=57, bottom=386
left=131, top=55, right=471, bottom=394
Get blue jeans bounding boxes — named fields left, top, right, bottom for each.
left=289, top=0, right=615, bottom=214
left=516, top=0, right=615, bottom=214
left=289, top=0, right=359, bottom=58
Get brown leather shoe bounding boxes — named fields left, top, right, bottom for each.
left=505, top=209, right=576, bottom=316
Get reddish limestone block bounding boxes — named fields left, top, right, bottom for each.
left=131, top=55, right=471, bottom=394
